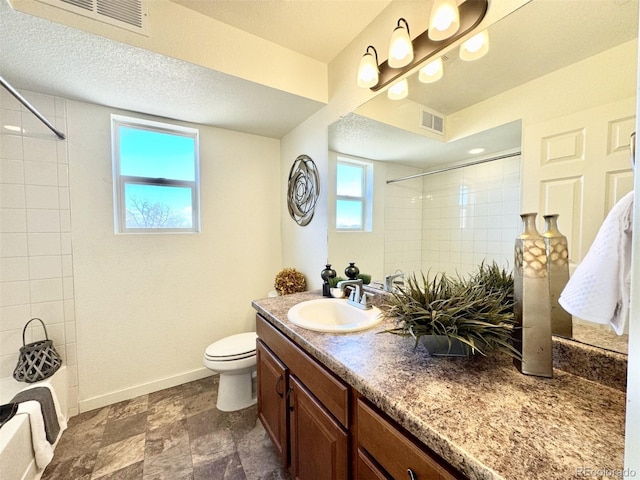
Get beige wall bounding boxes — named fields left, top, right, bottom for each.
left=66, top=100, right=282, bottom=411
left=279, top=109, right=330, bottom=291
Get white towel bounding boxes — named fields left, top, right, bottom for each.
left=559, top=191, right=634, bottom=335
left=22, top=383, right=68, bottom=435
left=16, top=401, right=54, bottom=469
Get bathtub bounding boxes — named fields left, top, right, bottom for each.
left=0, top=367, right=68, bottom=480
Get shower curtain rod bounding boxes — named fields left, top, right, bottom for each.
left=0, top=75, right=66, bottom=140
left=386, top=151, right=521, bottom=184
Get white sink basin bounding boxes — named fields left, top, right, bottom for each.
left=287, top=298, right=382, bottom=333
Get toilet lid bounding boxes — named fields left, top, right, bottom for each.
left=205, top=332, right=257, bottom=360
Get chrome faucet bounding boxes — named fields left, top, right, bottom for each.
left=384, top=271, right=405, bottom=292
left=336, top=279, right=372, bottom=310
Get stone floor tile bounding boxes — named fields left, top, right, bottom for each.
left=148, top=385, right=183, bottom=406
left=142, top=442, right=193, bottom=480
left=147, top=396, right=185, bottom=431
left=107, top=395, right=149, bottom=422
left=194, top=452, right=246, bottom=480
left=40, top=451, right=98, bottom=480
left=190, top=429, right=236, bottom=467
left=101, top=411, right=148, bottom=448
left=145, top=418, right=190, bottom=458
left=182, top=376, right=217, bottom=399
left=91, top=460, right=144, bottom=480
left=183, top=389, right=216, bottom=418
left=91, top=433, right=146, bottom=479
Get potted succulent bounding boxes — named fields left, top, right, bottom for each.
left=382, top=262, right=520, bottom=358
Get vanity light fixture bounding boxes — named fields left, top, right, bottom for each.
left=460, top=29, right=490, bottom=61
left=428, top=0, right=460, bottom=41
left=419, top=57, right=444, bottom=83
left=388, top=18, right=414, bottom=68
left=357, top=46, right=380, bottom=88
left=355, top=0, right=487, bottom=91
left=387, top=79, right=409, bottom=100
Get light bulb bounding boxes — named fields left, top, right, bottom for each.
left=387, top=79, right=408, bottom=100
left=428, top=0, right=460, bottom=41
left=419, top=57, right=443, bottom=83
left=388, top=19, right=413, bottom=68
left=357, top=46, right=379, bottom=88
left=460, top=30, right=489, bottom=61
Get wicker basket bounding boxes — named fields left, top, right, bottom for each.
left=13, top=318, right=62, bottom=383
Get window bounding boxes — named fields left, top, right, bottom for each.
left=336, top=158, right=373, bottom=231
left=112, top=115, right=200, bottom=233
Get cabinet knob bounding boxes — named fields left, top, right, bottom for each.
left=276, top=375, right=284, bottom=397
left=407, top=468, right=417, bottom=480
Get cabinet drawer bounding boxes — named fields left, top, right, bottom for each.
left=357, top=448, right=392, bottom=480
left=256, top=314, right=349, bottom=427
left=357, top=398, right=462, bottom=480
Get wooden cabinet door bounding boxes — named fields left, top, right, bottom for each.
left=257, top=339, right=288, bottom=466
left=289, top=375, right=348, bottom=480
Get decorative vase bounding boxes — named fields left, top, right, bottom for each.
left=321, top=264, right=337, bottom=297
left=421, top=335, right=470, bottom=357
left=513, top=213, right=553, bottom=378
left=345, top=262, right=360, bottom=280
left=542, top=214, right=572, bottom=338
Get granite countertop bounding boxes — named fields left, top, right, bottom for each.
left=252, top=291, right=626, bottom=480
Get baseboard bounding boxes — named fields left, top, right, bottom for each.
left=78, top=367, right=216, bottom=413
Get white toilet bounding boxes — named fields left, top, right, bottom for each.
left=203, top=332, right=258, bottom=412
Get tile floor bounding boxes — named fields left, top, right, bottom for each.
left=42, top=376, right=291, bottom=480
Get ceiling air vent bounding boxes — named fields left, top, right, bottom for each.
left=37, top=0, right=147, bottom=35
left=420, top=108, right=445, bottom=135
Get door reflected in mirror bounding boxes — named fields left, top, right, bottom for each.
left=328, top=0, right=637, bottom=355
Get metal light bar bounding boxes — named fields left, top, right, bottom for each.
left=372, top=0, right=488, bottom=92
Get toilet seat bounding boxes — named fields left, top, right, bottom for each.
left=204, top=332, right=257, bottom=362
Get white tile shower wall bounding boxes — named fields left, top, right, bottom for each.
left=421, top=155, right=521, bottom=276
left=0, top=88, right=79, bottom=416
left=384, top=164, right=424, bottom=278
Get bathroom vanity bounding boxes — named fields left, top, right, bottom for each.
left=252, top=291, right=626, bottom=480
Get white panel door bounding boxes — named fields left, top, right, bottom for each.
left=521, top=97, right=635, bottom=268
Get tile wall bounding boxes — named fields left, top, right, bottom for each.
left=0, top=89, right=79, bottom=415
left=384, top=155, right=521, bottom=280
left=384, top=164, right=423, bottom=277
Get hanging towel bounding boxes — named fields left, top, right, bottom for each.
left=21, top=383, right=67, bottom=435
left=12, top=386, right=61, bottom=443
left=559, top=191, right=634, bottom=335
left=16, top=401, right=54, bottom=469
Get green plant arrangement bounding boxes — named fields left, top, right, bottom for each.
left=274, top=268, right=306, bottom=295
left=382, top=262, right=520, bottom=358
left=328, top=273, right=371, bottom=287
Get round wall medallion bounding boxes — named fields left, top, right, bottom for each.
left=287, top=155, right=320, bottom=226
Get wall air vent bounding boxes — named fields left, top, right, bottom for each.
left=420, top=108, right=445, bottom=135
left=37, top=0, right=148, bottom=35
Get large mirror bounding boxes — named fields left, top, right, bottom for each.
left=328, top=0, right=638, bottom=354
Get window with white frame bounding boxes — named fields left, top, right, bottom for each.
left=336, top=158, right=373, bottom=231
left=112, top=115, right=200, bottom=233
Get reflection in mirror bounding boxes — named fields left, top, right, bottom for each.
left=328, top=0, right=638, bottom=354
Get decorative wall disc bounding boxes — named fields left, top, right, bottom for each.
left=287, top=155, right=319, bottom=226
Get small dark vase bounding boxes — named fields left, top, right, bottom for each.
left=345, top=262, right=360, bottom=280
left=321, top=264, right=337, bottom=297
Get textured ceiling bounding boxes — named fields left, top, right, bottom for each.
left=171, top=0, right=393, bottom=63
left=0, top=0, right=341, bottom=138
